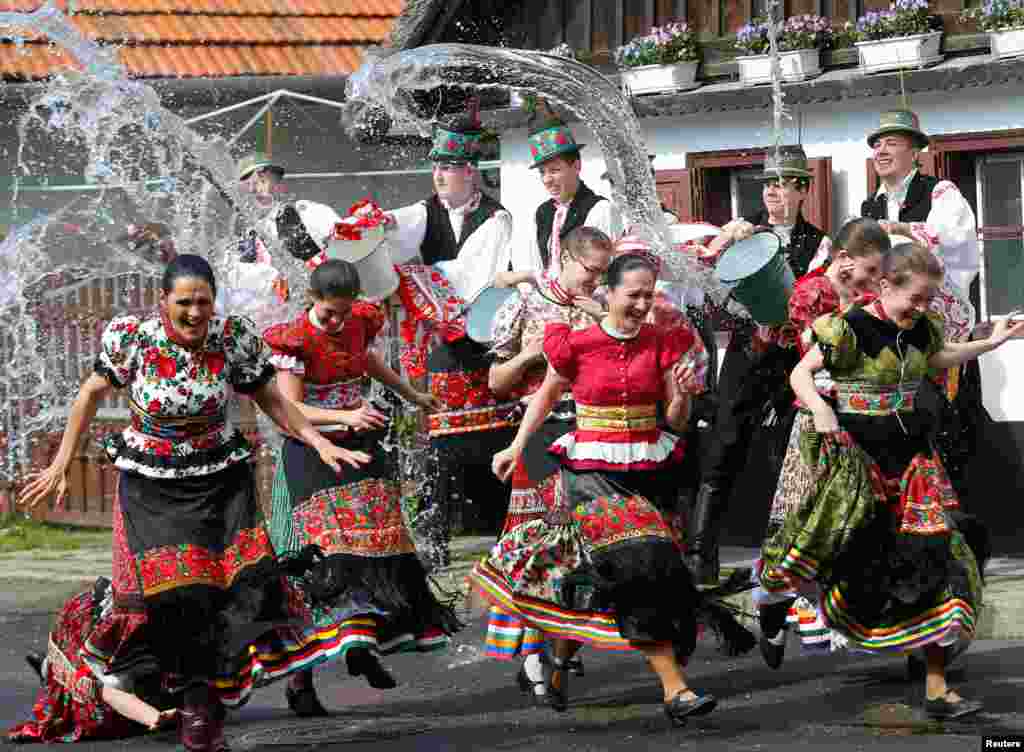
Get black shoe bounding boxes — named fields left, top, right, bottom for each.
left=565, top=656, right=585, bottom=677
left=925, top=694, right=982, bottom=720
left=346, top=648, right=397, bottom=690
left=664, top=691, right=717, bottom=727
left=285, top=685, right=329, bottom=718
left=685, top=483, right=724, bottom=587
left=759, top=629, right=787, bottom=670
left=516, top=664, right=547, bottom=706
left=545, top=657, right=569, bottom=712
left=25, top=651, right=45, bottom=684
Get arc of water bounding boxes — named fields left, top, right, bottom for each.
left=345, top=42, right=727, bottom=299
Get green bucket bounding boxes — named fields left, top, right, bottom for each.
left=715, top=230, right=795, bottom=326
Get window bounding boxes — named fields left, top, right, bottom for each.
left=731, top=168, right=766, bottom=220
left=977, top=154, right=1024, bottom=318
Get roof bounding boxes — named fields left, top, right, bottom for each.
left=0, top=0, right=404, bottom=80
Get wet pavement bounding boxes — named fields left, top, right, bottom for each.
left=1, top=584, right=1023, bottom=751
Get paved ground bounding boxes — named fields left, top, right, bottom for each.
left=2, top=538, right=1024, bottom=750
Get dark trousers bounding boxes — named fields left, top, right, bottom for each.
left=701, top=328, right=798, bottom=503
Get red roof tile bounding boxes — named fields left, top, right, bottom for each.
left=0, top=0, right=401, bottom=79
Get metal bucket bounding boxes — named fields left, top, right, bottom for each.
left=715, top=230, right=795, bottom=326
left=325, top=225, right=400, bottom=301
left=464, top=285, right=518, bottom=344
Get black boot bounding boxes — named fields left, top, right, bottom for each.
left=685, top=483, right=724, bottom=587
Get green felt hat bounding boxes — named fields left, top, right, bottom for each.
left=237, top=152, right=285, bottom=182
left=760, top=145, right=813, bottom=180
left=867, top=110, right=929, bottom=150
left=528, top=121, right=584, bottom=169
left=428, top=123, right=483, bottom=164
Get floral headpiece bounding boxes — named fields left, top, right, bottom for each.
left=613, top=235, right=663, bottom=276
left=333, top=198, right=391, bottom=241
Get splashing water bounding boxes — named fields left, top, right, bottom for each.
left=344, top=43, right=727, bottom=300
left=765, top=0, right=794, bottom=222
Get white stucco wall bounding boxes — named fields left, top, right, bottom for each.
left=500, top=81, right=1024, bottom=420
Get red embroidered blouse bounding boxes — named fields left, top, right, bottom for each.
left=263, top=303, right=385, bottom=409
left=543, top=322, right=696, bottom=472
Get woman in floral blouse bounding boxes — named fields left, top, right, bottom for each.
left=761, top=243, right=1020, bottom=720
left=19, top=254, right=364, bottom=752
left=473, top=253, right=753, bottom=726
left=264, top=259, right=459, bottom=716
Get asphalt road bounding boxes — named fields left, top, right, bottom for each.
left=1, top=583, right=1023, bottom=752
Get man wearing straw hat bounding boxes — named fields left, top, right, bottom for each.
left=685, top=145, right=828, bottom=586
left=859, top=108, right=982, bottom=509
left=526, top=117, right=617, bottom=278
left=385, top=107, right=526, bottom=536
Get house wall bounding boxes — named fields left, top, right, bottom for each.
left=500, top=81, right=1024, bottom=551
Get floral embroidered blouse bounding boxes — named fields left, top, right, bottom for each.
left=95, top=315, right=275, bottom=479
left=263, top=303, right=384, bottom=411
left=810, top=305, right=944, bottom=418
left=543, top=322, right=701, bottom=472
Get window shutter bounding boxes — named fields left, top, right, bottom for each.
left=804, top=157, right=833, bottom=235
left=654, top=168, right=696, bottom=221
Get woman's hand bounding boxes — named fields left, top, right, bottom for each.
left=988, top=312, right=1024, bottom=348
left=811, top=405, right=840, bottom=434
left=670, top=358, right=698, bottom=394
left=18, top=465, right=69, bottom=511
left=410, top=391, right=442, bottom=411
left=492, top=445, right=521, bottom=483
left=149, top=708, right=178, bottom=731
left=315, top=441, right=371, bottom=473
left=573, top=296, right=606, bottom=320
left=342, top=403, right=389, bottom=432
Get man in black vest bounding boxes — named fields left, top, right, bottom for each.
left=526, top=118, right=616, bottom=277
left=861, top=109, right=982, bottom=508
left=686, top=145, right=829, bottom=586
left=387, top=112, right=524, bottom=541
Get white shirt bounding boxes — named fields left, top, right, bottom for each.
left=876, top=169, right=979, bottom=293
left=388, top=196, right=515, bottom=301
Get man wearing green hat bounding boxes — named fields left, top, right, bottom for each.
left=386, top=109, right=525, bottom=536
left=526, top=118, right=616, bottom=277
left=861, top=108, right=981, bottom=528
left=238, top=151, right=286, bottom=209
left=685, top=145, right=829, bottom=587
left=860, top=109, right=977, bottom=341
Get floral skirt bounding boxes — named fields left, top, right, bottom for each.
left=472, top=464, right=753, bottom=659
left=482, top=418, right=572, bottom=659
left=83, top=463, right=297, bottom=690
left=8, top=582, right=158, bottom=744
left=759, top=430, right=982, bottom=653
left=279, top=432, right=459, bottom=659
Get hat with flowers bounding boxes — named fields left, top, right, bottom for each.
left=528, top=118, right=585, bottom=169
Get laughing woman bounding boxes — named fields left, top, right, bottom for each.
left=18, top=254, right=365, bottom=752
left=760, top=243, right=1021, bottom=719
left=263, top=259, right=460, bottom=716
left=473, top=253, right=753, bottom=726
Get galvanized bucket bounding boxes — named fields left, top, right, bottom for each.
left=325, top=224, right=400, bottom=301
left=464, top=285, right=519, bottom=344
left=715, top=230, right=795, bottom=326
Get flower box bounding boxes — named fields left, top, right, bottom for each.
left=735, top=49, right=822, bottom=86
left=620, top=61, right=700, bottom=96
left=854, top=31, right=943, bottom=74
left=990, top=28, right=1024, bottom=59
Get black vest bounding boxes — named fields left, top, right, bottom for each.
left=421, top=193, right=505, bottom=266
left=535, top=181, right=607, bottom=269
left=744, top=210, right=826, bottom=279
left=861, top=171, right=939, bottom=224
